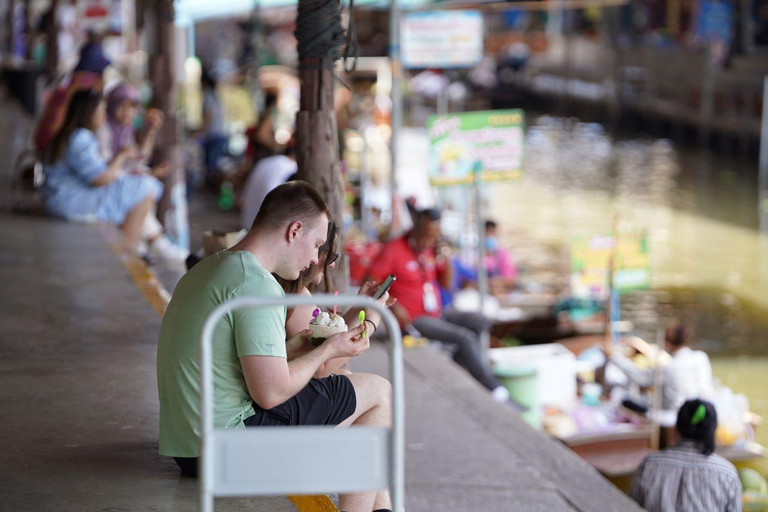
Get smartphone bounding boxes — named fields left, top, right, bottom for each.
left=372, top=274, right=397, bottom=300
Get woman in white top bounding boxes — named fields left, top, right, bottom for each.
left=606, top=321, right=714, bottom=427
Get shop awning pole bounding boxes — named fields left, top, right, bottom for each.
left=389, top=0, right=402, bottom=199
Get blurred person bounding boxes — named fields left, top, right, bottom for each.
left=239, top=146, right=297, bottom=230
left=42, top=90, right=160, bottom=249
left=100, top=82, right=164, bottom=164
left=367, top=208, right=512, bottom=403
left=447, top=220, right=519, bottom=298
left=34, top=36, right=111, bottom=153
left=276, top=220, right=396, bottom=378
left=157, top=182, right=393, bottom=512
left=484, top=220, right=518, bottom=292
left=604, top=321, right=714, bottom=428
left=200, top=70, right=227, bottom=186
left=629, top=399, right=741, bottom=512
left=98, top=82, right=186, bottom=262
left=245, top=92, right=281, bottom=163
left=234, top=92, right=283, bottom=192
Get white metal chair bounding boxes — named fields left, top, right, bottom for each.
left=199, top=294, right=405, bottom=512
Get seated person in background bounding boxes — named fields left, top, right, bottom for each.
left=239, top=146, right=298, bottom=230
left=234, top=92, right=283, bottom=192
left=367, top=208, right=512, bottom=404
left=42, top=90, right=161, bottom=250
left=200, top=70, right=228, bottom=187
left=483, top=220, right=518, bottom=294
left=100, top=82, right=164, bottom=166
left=34, top=37, right=111, bottom=153
left=276, top=220, right=396, bottom=378
left=157, top=182, right=392, bottom=512
left=604, top=321, right=714, bottom=428
left=438, top=220, right=517, bottom=305
left=98, top=81, right=186, bottom=262
left=630, top=399, right=741, bottom=512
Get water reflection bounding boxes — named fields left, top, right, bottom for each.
left=492, top=116, right=768, bottom=353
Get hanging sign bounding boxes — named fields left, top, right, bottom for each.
left=401, top=11, right=484, bottom=69
left=570, top=231, right=650, bottom=300
left=79, top=0, right=122, bottom=32
left=427, top=109, right=524, bottom=187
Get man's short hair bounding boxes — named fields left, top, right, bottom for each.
left=485, top=220, right=497, bottom=230
left=252, top=181, right=331, bottom=232
left=416, top=207, right=442, bottom=224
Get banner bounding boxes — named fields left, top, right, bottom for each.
left=401, top=11, right=484, bottom=69
left=571, top=232, right=650, bottom=300
left=427, top=109, right=524, bottom=187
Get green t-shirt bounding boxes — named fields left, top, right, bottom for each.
left=157, top=251, right=286, bottom=457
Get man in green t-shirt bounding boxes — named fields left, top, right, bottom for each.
left=157, top=181, right=392, bottom=512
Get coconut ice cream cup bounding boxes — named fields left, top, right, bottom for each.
left=309, top=311, right=347, bottom=345
left=308, top=323, right=347, bottom=339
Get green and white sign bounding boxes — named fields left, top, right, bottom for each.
left=570, top=231, right=651, bottom=300
left=427, top=109, right=524, bottom=187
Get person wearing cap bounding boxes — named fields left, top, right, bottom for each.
left=94, top=82, right=187, bottom=263
left=34, top=38, right=111, bottom=153
left=629, top=399, right=742, bottom=512
left=367, top=207, right=513, bottom=404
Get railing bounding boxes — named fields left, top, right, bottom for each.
left=199, top=294, right=405, bottom=512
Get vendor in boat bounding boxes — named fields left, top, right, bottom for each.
left=629, top=399, right=742, bottom=512
left=603, top=321, right=714, bottom=428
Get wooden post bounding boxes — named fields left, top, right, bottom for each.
left=6, top=0, right=18, bottom=57
left=24, top=0, right=31, bottom=60
left=148, top=0, right=187, bottom=247
left=44, top=0, right=60, bottom=82
left=294, top=0, right=349, bottom=292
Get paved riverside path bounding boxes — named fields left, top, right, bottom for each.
left=0, top=213, right=299, bottom=512
left=351, top=343, right=643, bottom=512
left=0, top=90, right=642, bottom=511
left=0, top=216, right=643, bottom=512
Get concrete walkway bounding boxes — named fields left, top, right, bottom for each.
left=0, top=213, right=299, bottom=512
left=0, top=90, right=642, bottom=512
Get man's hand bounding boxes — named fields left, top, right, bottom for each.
left=286, top=329, right=313, bottom=360
left=324, top=324, right=368, bottom=359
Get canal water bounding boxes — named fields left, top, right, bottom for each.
left=489, top=116, right=768, bottom=447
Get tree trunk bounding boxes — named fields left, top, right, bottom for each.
left=294, top=9, right=349, bottom=292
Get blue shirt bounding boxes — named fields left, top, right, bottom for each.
left=43, top=128, right=108, bottom=222
left=42, top=128, right=162, bottom=225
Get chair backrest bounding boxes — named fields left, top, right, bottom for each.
left=199, top=294, right=405, bottom=512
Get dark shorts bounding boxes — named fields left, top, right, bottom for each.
left=174, top=374, right=356, bottom=477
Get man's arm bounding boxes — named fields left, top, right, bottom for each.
left=241, top=325, right=365, bottom=409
